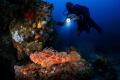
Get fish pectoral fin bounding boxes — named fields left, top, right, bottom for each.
left=41, top=60, right=53, bottom=68
left=68, top=51, right=80, bottom=61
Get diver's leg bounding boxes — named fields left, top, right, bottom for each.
left=76, top=20, right=83, bottom=35
left=89, top=18, right=103, bottom=34
left=85, top=25, right=90, bottom=33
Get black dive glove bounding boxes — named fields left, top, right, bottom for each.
left=56, top=21, right=65, bottom=26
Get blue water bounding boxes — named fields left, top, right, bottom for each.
left=44, top=0, right=120, bottom=53
left=46, top=1, right=120, bottom=78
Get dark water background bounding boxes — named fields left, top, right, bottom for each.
left=45, top=0, right=120, bottom=54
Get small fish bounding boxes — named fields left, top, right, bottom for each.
left=35, top=34, right=41, bottom=39
left=37, top=22, right=43, bottom=28
left=30, top=48, right=80, bottom=68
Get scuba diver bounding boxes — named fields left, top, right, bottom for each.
left=57, top=2, right=103, bottom=35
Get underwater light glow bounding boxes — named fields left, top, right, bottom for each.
left=66, top=18, right=71, bottom=23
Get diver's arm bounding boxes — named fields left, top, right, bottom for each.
left=56, top=17, right=68, bottom=26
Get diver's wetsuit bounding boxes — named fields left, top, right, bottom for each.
left=57, top=2, right=103, bottom=35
